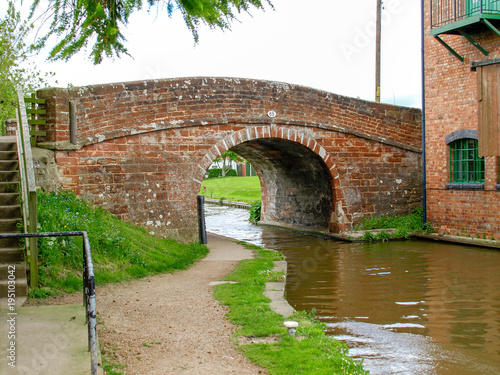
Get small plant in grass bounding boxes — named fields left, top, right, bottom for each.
left=100, top=343, right=126, bottom=375
left=259, top=269, right=285, bottom=282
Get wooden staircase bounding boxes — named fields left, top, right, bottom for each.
left=0, top=136, right=27, bottom=299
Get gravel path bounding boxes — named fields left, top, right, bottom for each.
left=96, top=233, right=267, bottom=375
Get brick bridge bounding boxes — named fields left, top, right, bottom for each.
left=35, top=77, right=422, bottom=243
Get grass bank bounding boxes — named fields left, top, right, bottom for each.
left=213, top=242, right=368, bottom=375
left=200, top=176, right=261, bottom=204
left=352, top=207, right=432, bottom=242
left=32, top=190, right=208, bottom=298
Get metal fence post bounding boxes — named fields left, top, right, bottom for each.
left=197, top=195, right=207, bottom=244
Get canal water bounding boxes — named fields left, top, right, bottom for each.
left=205, top=204, right=500, bottom=375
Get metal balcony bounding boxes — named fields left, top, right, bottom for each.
left=430, top=0, right=500, bottom=62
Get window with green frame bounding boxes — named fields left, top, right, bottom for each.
left=449, top=138, right=485, bottom=183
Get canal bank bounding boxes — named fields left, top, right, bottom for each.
left=204, top=200, right=500, bottom=249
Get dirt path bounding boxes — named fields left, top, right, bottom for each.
left=96, top=233, right=267, bottom=375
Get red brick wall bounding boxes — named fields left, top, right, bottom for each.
left=424, top=1, right=500, bottom=239
left=36, top=78, right=422, bottom=243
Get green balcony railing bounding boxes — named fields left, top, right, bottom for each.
left=431, top=0, right=500, bottom=29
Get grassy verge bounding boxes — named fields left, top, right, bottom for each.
left=352, top=207, right=433, bottom=242
left=213, top=242, right=368, bottom=375
left=32, top=190, right=208, bottom=298
left=200, top=176, right=261, bottom=204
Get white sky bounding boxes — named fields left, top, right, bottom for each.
left=6, top=0, right=422, bottom=108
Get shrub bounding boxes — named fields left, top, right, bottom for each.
left=207, top=168, right=222, bottom=178
left=225, top=168, right=238, bottom=177
left=249, top=202, right=261, bottom=223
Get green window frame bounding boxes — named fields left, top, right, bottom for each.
left=449, top=138, right=485, bottom=183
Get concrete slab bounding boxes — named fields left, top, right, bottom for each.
left=264, top=261, right=295, bottom=318
left=0, top=303, right=99, bottom=375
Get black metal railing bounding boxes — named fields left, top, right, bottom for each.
left=431, top=0, right=500, bottom=28
left=0, top=231, right=98, bottom=375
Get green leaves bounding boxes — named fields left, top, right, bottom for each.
left=29, top=0, right=273, bottom=64
left=0, top=1, right=54, bottom=123
left=249, top=201, right=261, bottom=223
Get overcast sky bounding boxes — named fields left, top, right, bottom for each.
left=8, top=0, right=422, bottom=108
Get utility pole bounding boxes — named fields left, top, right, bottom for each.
left=375, top=0, right=382, bottom=102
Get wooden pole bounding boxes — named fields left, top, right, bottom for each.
left=375, top=0, right=382, bottom=102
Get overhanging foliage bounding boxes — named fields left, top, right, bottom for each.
left=29, top=0, right=274, bottom=64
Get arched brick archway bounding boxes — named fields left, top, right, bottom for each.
left=195, top=127, right=347, bottom=232
left=35, top=77, right=422, bottom=243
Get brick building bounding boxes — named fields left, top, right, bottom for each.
left=425, top=0, right=500, bottom=239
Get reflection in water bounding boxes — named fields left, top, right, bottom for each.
left=205, top=204, right=500, bottom=374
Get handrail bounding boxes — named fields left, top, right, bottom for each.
left=15, top=86, right=38, bottom=287
left=0, top=231, right=98, bottom=375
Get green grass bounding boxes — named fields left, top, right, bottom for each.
left=213, top=242, right=368, bottom=375
left=32, top=190, right=208, bottom=297
left=200, top=176, right=261, bottom=204
left=354, top=207, right=432, bottom=239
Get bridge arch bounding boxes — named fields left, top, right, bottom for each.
left=196, top=127, right=347, bottom=232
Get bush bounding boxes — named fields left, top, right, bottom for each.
left=207, top=168, right=222, bottom=178
left=225, top=168, right=238, bottom=177
left=206, top=168, right=238, bottom=178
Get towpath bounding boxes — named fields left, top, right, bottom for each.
left=95, top=232, right=267, bottom=374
